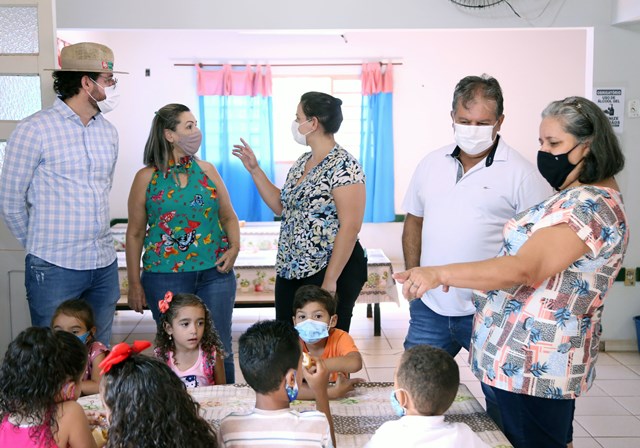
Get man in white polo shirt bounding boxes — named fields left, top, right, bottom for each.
left=401, top=74, right=551, bottom=426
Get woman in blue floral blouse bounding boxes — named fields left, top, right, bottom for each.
left=234, top=92, right=367, bottom=331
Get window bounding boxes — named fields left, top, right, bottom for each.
left=271, top=75, right=361, bottom=186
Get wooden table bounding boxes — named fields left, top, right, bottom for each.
left=79, top=382, right=512, bottom=447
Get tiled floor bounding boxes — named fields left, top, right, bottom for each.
left=112, top=295, right=640, bottom=448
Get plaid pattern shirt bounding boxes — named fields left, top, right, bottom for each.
left=0, top=98, right=118, bottom=269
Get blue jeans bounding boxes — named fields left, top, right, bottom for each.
left=404, top=299, right=503, bottom=430
left=141, top=268, right=237, bottom=383
left=491, top=386, right=575, bottom=448
left=25, top=254, right=120, bottom=346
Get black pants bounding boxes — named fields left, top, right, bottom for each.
left=275, top=241, right=368, bottom=332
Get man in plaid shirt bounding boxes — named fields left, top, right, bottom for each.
left=0, top=42, right=127, bottom=346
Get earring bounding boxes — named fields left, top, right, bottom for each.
left=168, top=334, right=172, bottom=341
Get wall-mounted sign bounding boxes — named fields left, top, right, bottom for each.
left=593, top=87, right=624, bottom=133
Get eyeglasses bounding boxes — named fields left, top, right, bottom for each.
left=98, top=75, right=118, bottom=87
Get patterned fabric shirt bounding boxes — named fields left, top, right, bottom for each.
left=469, top=186, right=628, bottom=399
left=143, top=156, right=228, bottom=273
left=0, top=98, right=118, bottom=269
left=277, top=145, right=365, bottom=279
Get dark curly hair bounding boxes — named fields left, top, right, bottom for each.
left=155, top=293, right=225, bottom=369
left=239, top=320, right=301, bottom=394
left=0, top=327, right=87, bottom=445
left=397, top=345, right=459, bottom=415
left=102, top=354, right=218, bottom=447
left=52, top=71, right=100, bottom=100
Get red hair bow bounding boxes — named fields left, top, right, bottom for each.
left=158, top=291, right=173, bottom=314
left=99, top=340, right=152, bottom=374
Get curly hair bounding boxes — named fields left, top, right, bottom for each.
left=52, top=71, right=99, bottom=100
left=102, top=354, right=217, bottom=447
left=155, top=293, right=225, bottom=369
left=0, top=327, right=87, bottom=445
left=397, top=345, right=459, bottom=415
left=239, top=320, right=301, bottom=394
left=51, top=298, right=97, bottom=346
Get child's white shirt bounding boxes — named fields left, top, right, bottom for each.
left=365, top=415, right=489, bottom=448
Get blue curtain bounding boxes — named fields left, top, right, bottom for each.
left=360, top=72, right=395, bottom=222
left=199, top=93, right=275, bottom=222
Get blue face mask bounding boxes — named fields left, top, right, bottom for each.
left=295, top=319, right=330, bottom=344
left=285, top=371, right=299, bottom=402
left=390, top=389, right=406, bottom=417
left=77, top=332, right=90, bottom=344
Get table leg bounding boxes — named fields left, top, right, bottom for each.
left=366, top=303, right=372, bottom=318
left=374, top=303, right=381, bottom=337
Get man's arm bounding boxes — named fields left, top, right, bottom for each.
left=402, top=213, right=423, bottom=269
left=0, top=122, right=41, bottom=246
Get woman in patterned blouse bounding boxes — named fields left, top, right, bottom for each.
left=394, top=96, right=628, bottom=448
left=233, top=92, right=367, bottom=332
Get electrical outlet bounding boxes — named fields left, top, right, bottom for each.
left=624, top=267, right=636, bottom=286
left=629, top=99, right=640, bottom=118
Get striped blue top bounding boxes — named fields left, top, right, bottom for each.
left=0, top=98, right=118, bottom=269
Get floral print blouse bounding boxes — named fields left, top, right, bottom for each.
left=143, top=157, right=228, bottom=273
left=469, top=185, right=628, bottom=399
left=276, top=145, right=365, bottom=279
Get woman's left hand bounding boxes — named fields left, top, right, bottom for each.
left=215, top=246, right=239, bottom=274
left=321, top=279, right=337, bottom=296
left=393, top=267, right=447, bottom=301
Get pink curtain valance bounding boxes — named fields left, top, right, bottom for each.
left=196, top=64, right=272, bottom=97
left=361, top=63, right=393, bottom=95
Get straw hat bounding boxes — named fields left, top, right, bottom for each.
left=46, top=42, right=128, bottom=74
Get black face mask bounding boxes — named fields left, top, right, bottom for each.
left=537, top=143, right=582, bottom=190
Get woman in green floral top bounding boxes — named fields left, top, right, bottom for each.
left=394, top=97, right=628, bottom=448
left=233, top=92, right=367, bottom=332
left=126, top=104, right=240, bottom=382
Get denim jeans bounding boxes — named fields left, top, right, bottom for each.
left=141, top=267, right=237, bottom=383
left=404, top=299, right=503, bottom=430
left=25, top=254, right=120, bottom=346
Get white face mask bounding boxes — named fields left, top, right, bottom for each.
left=291, top=119, right=312, bottom=146
left=89, top=78, right=120, bottom=114
left=453, top=122, right=498, bottom=155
